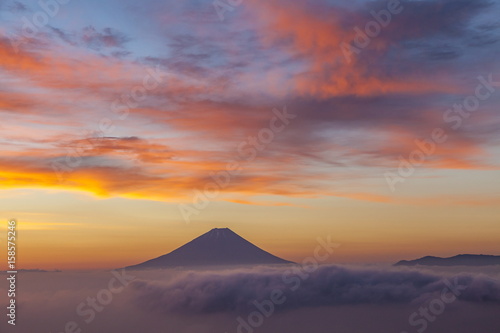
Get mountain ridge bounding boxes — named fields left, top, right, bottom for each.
left=395, top=254, right=500, bottom=266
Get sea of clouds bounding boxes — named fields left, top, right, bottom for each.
left=1, top=264, right=499, bottom=333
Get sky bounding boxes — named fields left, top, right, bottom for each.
left=0, top=0, right=499, bottom=269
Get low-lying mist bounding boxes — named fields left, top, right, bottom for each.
left=1, top=264, right=499, bottom=333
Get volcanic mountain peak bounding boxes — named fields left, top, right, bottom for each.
left=203, top=227, right=233, bottom=238
left=126, top=227, right=293, bottom=269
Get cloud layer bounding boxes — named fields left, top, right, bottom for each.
left=130, top=264, right=500, bottom=313
left=1, top=0, right=500, bottom=204
left=1, top=265, right=500, bottom=333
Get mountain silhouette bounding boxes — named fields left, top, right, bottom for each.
left=126, top=228, right=294, bottom=269
left=395, top=254, right=500, bottom=266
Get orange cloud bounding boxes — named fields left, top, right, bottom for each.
left=0, top=37, right=45, bottom=72
left=248, top=1, right=462, bottom=97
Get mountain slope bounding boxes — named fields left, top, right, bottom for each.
left=395, top=254, right=500, bottom=267
left=126, top=228, right=293, bottom=269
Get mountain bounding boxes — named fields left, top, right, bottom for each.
left=126, top=228, right=294, bottom=269
left=395, top=254, right=500, bottom=267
